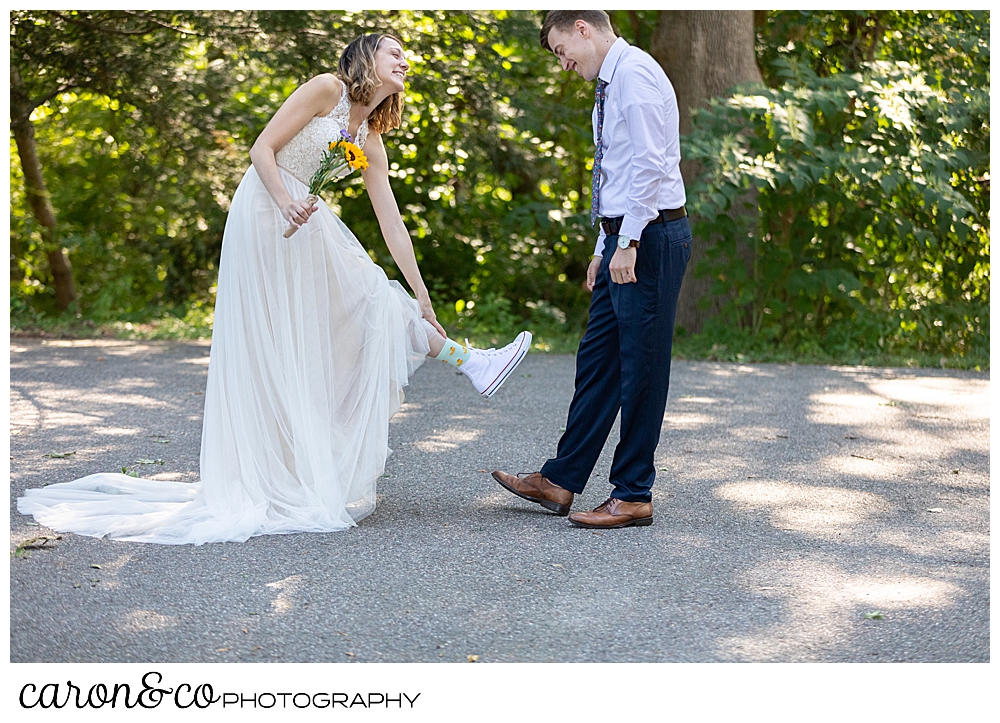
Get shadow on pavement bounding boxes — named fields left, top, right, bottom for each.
left=9, top=341, right=989, bottom=663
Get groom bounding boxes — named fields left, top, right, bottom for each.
left=493, top=10, right=691, bottom=529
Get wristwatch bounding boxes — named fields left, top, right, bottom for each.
left=617, top=234, right=640, bottom=249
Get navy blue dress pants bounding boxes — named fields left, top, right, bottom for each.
left=540, top=216, right=691, bottom=503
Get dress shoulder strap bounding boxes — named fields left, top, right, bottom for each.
left=325, top=78, right=350, bottom=120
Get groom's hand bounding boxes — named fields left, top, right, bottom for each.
left=609, top=248, right=638, bottom=284
left=585, top=256, right=602, bottom=292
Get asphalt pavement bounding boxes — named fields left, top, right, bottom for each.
left=8, top=339, right=990, bottom=663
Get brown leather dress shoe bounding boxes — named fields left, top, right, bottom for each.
left=492, top=470, right=574, bottom=516
left=568, top=498, right=653, bottom=529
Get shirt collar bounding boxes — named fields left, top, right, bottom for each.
left=598, top=37, right=629, bottom=85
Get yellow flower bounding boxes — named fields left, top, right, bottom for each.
left=336, top=141, right=368, bottom=171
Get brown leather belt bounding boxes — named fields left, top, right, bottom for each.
left=600, top=206, right=687, bottom=237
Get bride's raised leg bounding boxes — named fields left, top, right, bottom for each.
left=419, top=319, right=532, bottom=398
left=423, top=321, right=446, bottom=357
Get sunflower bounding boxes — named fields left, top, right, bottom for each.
left=338, top=141, right=368, bottom=171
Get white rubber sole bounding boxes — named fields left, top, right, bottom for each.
left=481, top=331, right=532, bottom=398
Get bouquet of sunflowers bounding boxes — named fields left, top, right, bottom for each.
left=284, top=130, right=370, bottom=237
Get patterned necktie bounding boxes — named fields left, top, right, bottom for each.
left=590, top=78, right=609, bottom=228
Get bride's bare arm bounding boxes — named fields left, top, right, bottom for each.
left=362, top=133, right=447, bottom=338
left=249, top=74, right=341, bottom=229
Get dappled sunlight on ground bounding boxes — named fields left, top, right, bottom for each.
left=389, top=401, right=419, bottom=422
left=266, top=574, right=305, bottom=615
left=9, top=389, right=41, bottom=432
left=704, top=364, right=774, bottom=378
left=663, top=412, right=715, bottom=429
left=10, top=340, right=209, bottom=498
left=719, top=561, right=961, bottom=661
left=872, top=527, right=990, bottom=558
left=715, top=480, right=886, bottom=536
left=42, top=410, right=110, bottom=428
left=808, top=391, right=886, bottom=411
left=117, top=610, right=180, bottom=633
left=672, top=395, right=719, bottom=405
left=799, top=372, right=988, bottom=490
left=821, top=454, right=900, bottom=478
left=10, top=348, right=988, bottom=663
left=658, top=361, right=988, bottom=660
left=87, top=552, right=135, bottom=591
left=412, top=428, right=482, bottom=453
left=470, top=489, right=515, bottom=511
left=867, top=377, right=989, bottom=411
left=726, top=425, right=792, bottom=440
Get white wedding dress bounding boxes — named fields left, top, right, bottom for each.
left=17, top=85, right=432, bottom=544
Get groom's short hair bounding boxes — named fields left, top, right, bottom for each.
left=539, top=10, right=614, bottom=52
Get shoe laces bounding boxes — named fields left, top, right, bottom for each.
left=594, top=498, right=615, bottom=512
left=476, top=338, right=527, bottom=358
left=460, top=338, right=496, bottom=355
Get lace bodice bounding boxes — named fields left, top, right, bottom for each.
left=274, top=83, right=369, bottom=186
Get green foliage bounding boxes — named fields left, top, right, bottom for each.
left=335, top=10, right=597, bottom=341
left=10, top=91, right=233, bottom=320
left=757, top=10, right=989, bottom=91
left=11, top=10, right=596, bottom=345
left=10, top=10, right=990, bottom=367
left=685, top=55, right=989, bottom=364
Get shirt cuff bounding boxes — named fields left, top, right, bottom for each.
left=594, top=232, right=605, bottom=257
left=619, top=216, right=651, bottom=241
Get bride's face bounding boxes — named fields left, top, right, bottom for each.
left=375, top=38, right=409, bottom=94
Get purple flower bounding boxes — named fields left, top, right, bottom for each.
left=340, top=129, right=353, bottom=143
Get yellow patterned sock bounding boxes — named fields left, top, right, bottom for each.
left=434, top=338, right=472, bottom=368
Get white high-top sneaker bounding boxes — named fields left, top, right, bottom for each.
left=460, top=331, right=532, bottom=398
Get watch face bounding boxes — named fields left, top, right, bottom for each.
left=617, top=236, right=630, bottom=249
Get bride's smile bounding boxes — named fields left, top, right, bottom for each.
left=376, top=38, right=409, bottom=93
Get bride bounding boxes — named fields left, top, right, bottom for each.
left=17, top=33, right=531, bottom=545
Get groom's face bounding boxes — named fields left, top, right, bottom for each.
left=546, top=23, right=600, bottom=81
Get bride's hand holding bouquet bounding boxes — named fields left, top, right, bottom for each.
left=283, top=130, right=369, bottom=238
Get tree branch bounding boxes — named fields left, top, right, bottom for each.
left=50, top=10, right=167, bottom=37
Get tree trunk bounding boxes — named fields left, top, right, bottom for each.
left=651, top=11, right=763, bottom=334
left=10, top=67, right=78, bottom=311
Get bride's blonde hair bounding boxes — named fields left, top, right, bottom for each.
left=337, top=33, right=404, bottom=135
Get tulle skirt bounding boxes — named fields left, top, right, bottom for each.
left=17, top=166, right=430, bottom=544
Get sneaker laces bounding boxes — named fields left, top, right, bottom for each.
left=461, top=338, right=496, bottom=354
left=473, top=337, right=527, bottom=358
